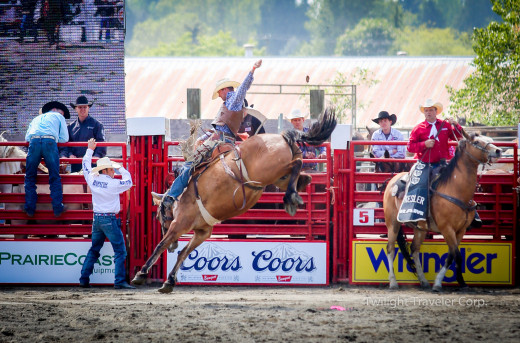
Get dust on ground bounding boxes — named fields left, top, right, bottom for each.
left=1, top=284, right=519, bottom=342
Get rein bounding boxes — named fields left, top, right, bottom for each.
left=429, top=132, right=490, bottom=224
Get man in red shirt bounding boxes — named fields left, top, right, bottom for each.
left=407, top=99, right=462, bottom=163
left=398, top=99, right=481, bottom=227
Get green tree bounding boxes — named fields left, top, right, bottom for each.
left=126, top=0, right=263, bottom=56
left=139, top=31, right=264, bottom=57
left=448, top=0, right=520, bottom=126
left=300, top=0, right=382, bottom=55
left=393, top=25, right=473, bottom=56
left=259, top=0, right=309, bottom=55
left=335, top=18, right=396, bottom=56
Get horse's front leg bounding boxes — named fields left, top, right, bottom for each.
left=433, top=228, right=466, bottom=291
left=411, top=229, right=430, bottom=289
left=283, top=159, right=304, bottom=216
left=159, top=227, right=212, bottom=293
left=386, top=229, right=399, bottom=290
left=131, top=220, right=184, bottom=286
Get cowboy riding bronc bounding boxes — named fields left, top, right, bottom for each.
left=161, top=59, right=263, bottom=210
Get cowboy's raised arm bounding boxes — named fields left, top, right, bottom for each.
left=227, top=59, right=262, bottom=110
left=251, top=59, right=262, bottom=74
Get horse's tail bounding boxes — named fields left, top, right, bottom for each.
left=282, top=107, right=337, bottom=147
left=396, top=227, right=417, bottom=274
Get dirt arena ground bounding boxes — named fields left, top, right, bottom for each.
left=0, top=284, right=519, bottom=343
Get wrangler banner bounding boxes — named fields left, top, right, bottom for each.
left=351, top=240, right=513, bottom=285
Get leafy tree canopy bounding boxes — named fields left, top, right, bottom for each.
left=393, top=25, right=473, bottom=56
left=448, top=0, right=520, bottom=126
left=335, top=18, right=396, bottom=56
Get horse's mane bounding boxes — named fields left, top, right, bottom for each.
left=435, top=145, right=462, bottom=187
left=436, top=133, right=482, bottom=187
left=281, top=107, right=337, bottom=147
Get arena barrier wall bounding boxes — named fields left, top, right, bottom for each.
left=0, top=141, right=128, bottom=285
left=1, top=137, right=518, bottom=287
left=332, top=140, right=519, bottom=286
left=127, top=136, right=332, bottom=286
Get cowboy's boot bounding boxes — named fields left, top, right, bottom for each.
left=470, top=211, right=482, bottom=229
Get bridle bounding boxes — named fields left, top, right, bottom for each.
left=464, top=140, right=493, bottom=165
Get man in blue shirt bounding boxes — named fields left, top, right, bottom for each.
left=60, top=96, right=106, bottom=172
left=161, top=59, right=262, bottom=209
left=24, top=101, right=70, bottom=217
left=370, top=111, right=405, bottom=159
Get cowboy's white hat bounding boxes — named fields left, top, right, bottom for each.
left=91, top=157, right=121, bottom=174
left=419, top=99, right=443, bottom=114
left=212, top=78, right=240, bottom=100
left=286, top=108, right=307, bottom=120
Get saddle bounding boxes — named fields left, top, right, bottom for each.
left=192, top=141, right=234, bottom=177
left=391, top=162, right=445, bottom=199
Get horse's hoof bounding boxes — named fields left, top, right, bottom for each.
left=131, top=272, right=147, bottom=286
left=420, top=282, right=431, bottom=289
left=432, top=285, right=442, bottom=292
left=158, top=282, right=174, bottom=294
left=291, top=192, right=303, bottom=205
left=389, top=284, right=399, bottom=290
left=167, top=241, right=179, bottom=253
left=284, top=203, right=297, bottom=216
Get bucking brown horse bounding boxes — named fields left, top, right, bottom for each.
left=383, top=130, right=501, bottom=291
left=131, top=109, right=337, bottom=293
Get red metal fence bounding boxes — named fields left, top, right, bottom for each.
left=332, top=140, right=519, bottom=283
left=126, top=137, right=332, bottom=281
left=1, top=138, right=518, bottom=285
left=0, top=141, right=128, bottom=237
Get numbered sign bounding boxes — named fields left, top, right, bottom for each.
left=353, top=208, right=374, bottom=226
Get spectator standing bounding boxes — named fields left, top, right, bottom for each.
left=60, top=95, right=106, bottom=173
left=24, top=100, right=70, bottom=217
left=18, top=0, right=39, bottom=43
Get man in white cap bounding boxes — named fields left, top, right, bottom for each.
left=287, top=109, right=326, bottom=172
left=399, top=99, right=481, bottom=227
left=79, top=138, right=134, bottom=289
left=161, top=59, right=262, bottom=208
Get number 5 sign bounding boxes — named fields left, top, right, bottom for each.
left=353, top=208, right=374, bottom=226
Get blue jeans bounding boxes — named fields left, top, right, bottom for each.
left=80, top=214, right=128, bottom=285
left=166, top=161, right=194, bottom=200
left=165, top=128, right=235, bottom=200
left=24, top=137, right=63, bottom=214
